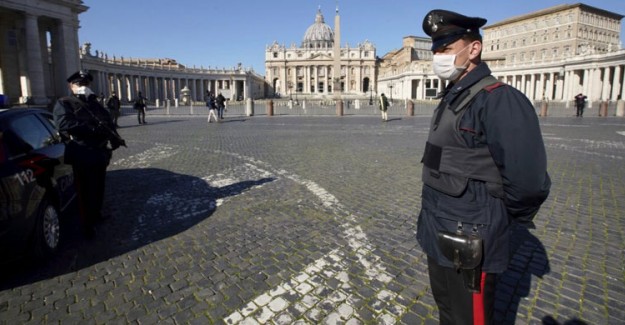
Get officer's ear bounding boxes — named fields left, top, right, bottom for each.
left=467, top=40, right=482, bottom=60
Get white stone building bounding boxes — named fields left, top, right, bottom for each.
left=378, top=3, right=625, bottom=106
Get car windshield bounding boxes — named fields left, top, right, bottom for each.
left=5, top=113, right=55, bottom=158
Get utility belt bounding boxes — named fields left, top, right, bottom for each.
left=437, top=222, right=484, bottom=293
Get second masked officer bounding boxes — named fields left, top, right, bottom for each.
left=53, top=70, right=126, bottom=239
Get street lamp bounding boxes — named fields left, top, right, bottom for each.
left=389, top=82, right=394, bottom=102
left=369, top=85, right=373, bottom=105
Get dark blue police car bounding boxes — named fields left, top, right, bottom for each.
left=0, top=108, right=76, bottom=261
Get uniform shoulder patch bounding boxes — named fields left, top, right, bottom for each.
left=484, top=82, right=505, bottom=93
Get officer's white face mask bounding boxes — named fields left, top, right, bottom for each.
left=432, top=44, right=471, bottom=81
left=72, top=85, right=95, bottom=98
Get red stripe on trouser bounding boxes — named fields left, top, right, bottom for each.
left=472, top=272, right=487, bottom=325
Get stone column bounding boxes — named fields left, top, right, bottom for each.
left=174, top=78, right=180, bottom=99
left=546, top=72, right=555, bottom=100
left=563, top=70, right=572, bottom=106
left=611, top=65, right=621, bottom=101
left=98, top=71, right=107, bottom=95
left=24, top=14, right=47, bottom=104
left=537, top=73, right=546, bottom=100
left=582, top=69, right=590, bottom=99
left=115, top=75, right=122, bottom=98
left=528, top=74, right=536, bottom=101
left=311, top=66, right=319, bottom=94
left=621, top=66, right=625, bottom=100
left=555, top=71, right=564, bottom=101
left=591, top=67, right=602, bottom=104
left=59, top=19, right=80, bottom=88
left=601, top=67, right=611, bottom=101
left=125, top=75, right=132, bottom=102
left=162, top=77, right=168, bottom=100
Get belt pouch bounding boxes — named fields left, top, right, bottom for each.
left=437, top=230, right=484, bottom=292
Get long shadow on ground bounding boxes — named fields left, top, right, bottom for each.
left=0, top=168, right=274, bottom=290
left=494, top=223, right=551, bottom=324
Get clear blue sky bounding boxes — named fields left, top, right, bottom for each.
left=78, top=0, right=625, bottom=76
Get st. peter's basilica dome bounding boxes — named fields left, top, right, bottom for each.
left=302, top=9, right=334, bottom=49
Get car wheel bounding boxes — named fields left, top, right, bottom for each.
left=33, top=199, right=61, bottom=259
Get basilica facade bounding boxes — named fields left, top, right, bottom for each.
left=264, top=8, right=377, bottom=100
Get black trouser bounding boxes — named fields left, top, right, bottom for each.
left=112, top=110, right=120, bottom=125
left=427, top=256, right=496, bottom=325
left=72, top=163, right=107, bottom=229
left=576, top=104, right=584, bottom=116
left=137, top=107, right=146, bottom=123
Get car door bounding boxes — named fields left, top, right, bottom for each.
left=0, top=111, right=64, bottom=257
left=35, top=111, right=75, bottom=212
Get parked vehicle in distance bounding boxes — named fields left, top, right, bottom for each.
left=0, top=107, right=76, bottom=262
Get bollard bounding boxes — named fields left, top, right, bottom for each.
left=267, top=99, right=274, bottom=116
left=336, top=100, right=344, bottom=116
left=539, top=101, right=548, bottom=117
left=599, top=101, right=608, bottom=117
left=617, top=100, right=625, bottom=117
left=406, top=100, right=414, bottom=116
left=246, top=98, right=254, bottom=116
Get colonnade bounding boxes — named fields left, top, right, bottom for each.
left=0, top=2, right=84, bottom=105
left=497, top=65, right=625, bottom=104
left=381, top=51, right=625, bottom=105
left=80, top=52, right=266, bottom=105
left=88, top=70, right=241, bottom=104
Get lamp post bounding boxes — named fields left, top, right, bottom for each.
left=369, top=85, right=373, bottom=105
left=389, top=82, right=394, bottom=102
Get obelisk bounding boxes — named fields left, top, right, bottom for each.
left=333, top=4, right=343, bottom=116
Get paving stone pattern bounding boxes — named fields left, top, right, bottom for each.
left=1, top=114, right=624, bottom=324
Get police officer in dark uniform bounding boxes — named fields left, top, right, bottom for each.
left=417, top=10, right=551, bottom=324
left=106, top=92, right=121, bottom=127
left=53, top=70, right=126, bottom=238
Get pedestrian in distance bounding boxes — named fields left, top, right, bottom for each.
left=133, top=91, right=147, bottom=124
left=216, top=92, right=226, bottom=120
left=206, top=92, right=218, bottom=123
left=379, top=93, right=390, bottom=121
left=53, top=70, right=126, bottom=239
left=574, top=93, right=587, bottom=117
left=417, top=9, right=551, bottom=324
left=106, top=92, right=121, bottom=127
left=97, top=92, right=105, bottom=106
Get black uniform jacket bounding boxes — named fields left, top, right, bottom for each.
left=417, top=62, right=551, bottom=273
left=53, top=94, right=114, bottom=166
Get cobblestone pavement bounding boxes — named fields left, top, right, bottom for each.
left=1, top=114, right=624, bottom=324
